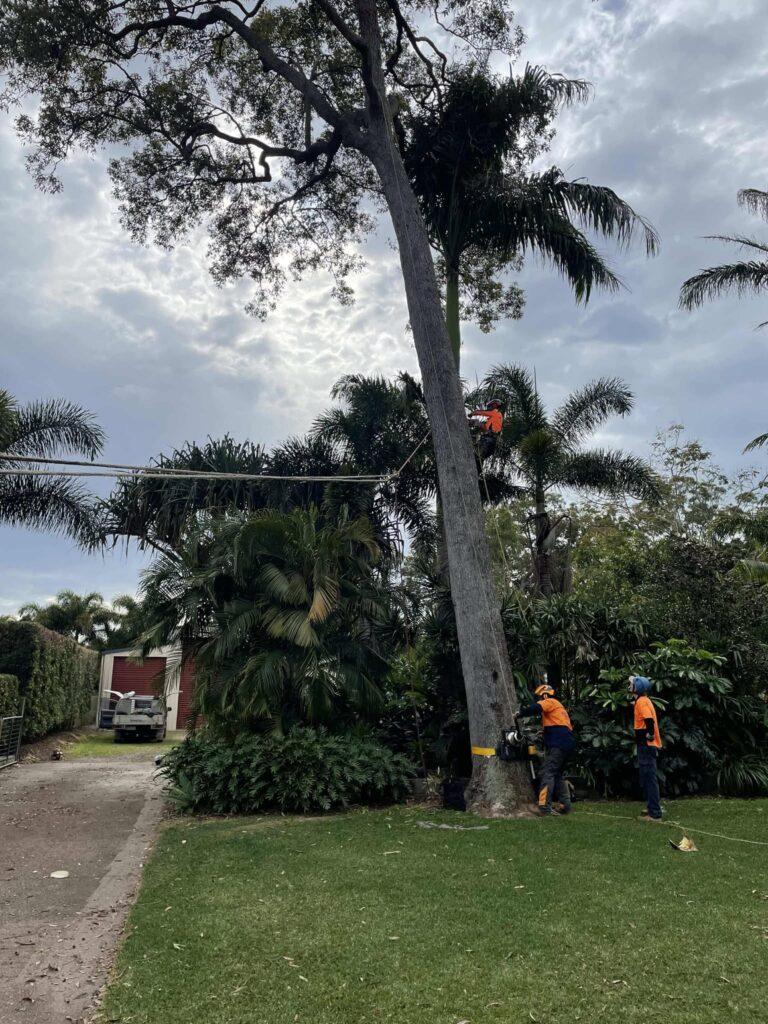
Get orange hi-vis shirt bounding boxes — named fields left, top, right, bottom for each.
left=634, top=695, right=662, bottom=748
left=472, top=409, right=504, bottom=434
left=539, top=697, right=572, bottom=730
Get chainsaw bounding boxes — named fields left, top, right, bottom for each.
left=496, top=717, right=542, bottom=793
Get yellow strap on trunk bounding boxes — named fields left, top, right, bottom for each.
left=471, top=745, right=497, bottom=757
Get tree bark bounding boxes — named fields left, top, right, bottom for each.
left=353, top=4, right=529, bottom=812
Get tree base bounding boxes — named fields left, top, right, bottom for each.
left=464, top=757, right=536, bottom=817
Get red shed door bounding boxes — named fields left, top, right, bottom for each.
left=112, top=656, right=167, bottom=696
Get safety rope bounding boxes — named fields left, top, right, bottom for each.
left=0, top=435, right=432, bottom=485
left=0, top=466, right=386, bottom=483
left=582, top=810, right=768, bottom=847
left=374, top=79, right=518, bottom=732
left=480, top=464, right=510, bottom=575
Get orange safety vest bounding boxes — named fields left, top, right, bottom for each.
left=634, top=695, right=662, bottom=748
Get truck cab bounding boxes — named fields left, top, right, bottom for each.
left=113, top=695, right=167, bottom=743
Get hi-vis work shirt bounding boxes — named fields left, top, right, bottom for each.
left=519, top=697, right=574, bottom=751
left=634, top=695, right=662, bottom=748
left=470, top=409, right=504, bottom=434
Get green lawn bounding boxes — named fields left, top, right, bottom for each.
left=65, top=730, right=181, bottom=760
left=101, top=800, right=768, bottom=1024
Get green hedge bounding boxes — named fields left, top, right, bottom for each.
left=0, top=621, right=99, bottom=741
left=161, top=727, right=415, bottom=814
left=0, top=673, right=20, bottom=718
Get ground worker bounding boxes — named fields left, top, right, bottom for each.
left=628, top=675, right=663, bottom=821
left=468, top=398, right=505, bottom=460
left=517, top=682, right=574, bottom=816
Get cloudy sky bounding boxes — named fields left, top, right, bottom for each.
left=2, top=0, right=767, bottom=614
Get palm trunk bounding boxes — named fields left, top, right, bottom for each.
left=534, top=493, right=553, bottom=597
left=445, top=265, right=462, bottom=369
left=357, top=0, right=528, bottom=813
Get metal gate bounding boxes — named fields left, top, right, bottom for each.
left=0, top=702, right=24, bottom=769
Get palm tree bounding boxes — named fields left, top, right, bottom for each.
left=102, top=435, right=270, bottom=555
left=138, top=506, right=394, bottom=733
left=18, top=589, right=112, bottom=646
left=401, top=67, right=660, bottom=366
left=680, top=189, right=768, bottom=326
left=479, top=365, right=660, bottom=596
left=0, top=389, right=105, bottom=544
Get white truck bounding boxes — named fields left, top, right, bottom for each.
left=112, top=694, right=167, bottom=743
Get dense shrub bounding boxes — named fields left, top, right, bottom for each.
left=0, top=621, right=99, bottom=740
left=571, top=640, right=768, bottom=797
left=0, top=673, right=20, bottom=717
left=161, top=727, right=415, bottom=814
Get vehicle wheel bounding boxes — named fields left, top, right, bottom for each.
left=114, top=731, right=124, bottom=744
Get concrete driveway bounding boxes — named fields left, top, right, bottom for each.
left=0, top=757, right=164, bottom=1023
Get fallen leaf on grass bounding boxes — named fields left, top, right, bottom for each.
left=299, top=976, right=308, bottom=982
left=388, top=936, right=400, bottom=941
left=172, top=943, right=184, bottom=951
left=383, top=850, right=401, bottom=856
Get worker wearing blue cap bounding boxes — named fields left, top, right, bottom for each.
left=629, top=675, right=663, bottom=821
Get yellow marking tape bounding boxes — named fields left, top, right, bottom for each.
left=471, top=746, right=497, bottom=758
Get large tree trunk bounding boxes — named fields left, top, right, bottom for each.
left=353, top=33, right=528, bottom=813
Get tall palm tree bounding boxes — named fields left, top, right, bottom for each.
left=401, top=67, right=660, bottom=366
left=18, top=589, right=112, bottom=646
left=0, top=388, right=105, bottom=545
left=479, top=365, right=660, bottom=595
left=138, top=506, right=393, bottom=733
left=680, top=189, right=768, bottom=326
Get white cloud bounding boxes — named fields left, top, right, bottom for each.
left=2, top=1, right=768, bottom=605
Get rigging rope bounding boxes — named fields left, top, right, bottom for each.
left=582, top=810, right=768, bottom=847
left=0, top=438, right=432, bottom=485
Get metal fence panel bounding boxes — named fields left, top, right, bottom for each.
left=0, top=713, right=24, bottom=769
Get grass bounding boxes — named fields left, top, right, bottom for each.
left=65, top=730, right=181, bottom=760
left=100, top=800, right=768, bottom=1024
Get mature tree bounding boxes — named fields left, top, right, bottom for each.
left=1, top=0, right=533, bottom=809
left=680, top=189, right=768, bottom=327
left=0, top=388, right=104, bottom=544
left=139, top=506, right=392, bottom=733
left=479, top=365, right=660, bottom=596
left=402, top=67, right=659, bottom=366
left=19, top=589, right=112, bottom=646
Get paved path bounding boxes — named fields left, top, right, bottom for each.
left=0, top=758, right=164, bottom=1023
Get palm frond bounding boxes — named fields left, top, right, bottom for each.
left=679, top=260, right=768, bottom=309
left=468, top=186, right=623, bottom=303
left=557, top=449, right=661, bottom=500
left=6, top=398, right=105, bottom=459
left=732, top=558, right=768, bottom=584
left=0, top=473, right=102, bottom=546
left=738, top=189, right=768, bottom=220
left=546, top=173, right=659, bottom=256
left=744, top=432, right=768, bottom=453
left=483, top=364, right=546, bottom=432
left=552, top=377, right=633, bottom=445
left=0, top=390, right=18, bottom=450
